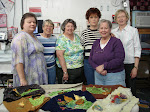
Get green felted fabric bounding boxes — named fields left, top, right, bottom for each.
left=3, top=84, right=45, bottom=102
left=29, top=95, right=45, bottom=106
left=86, top=87, right=111, bottom=94
left=21, top=89, right=40, bottom=96
left=49, top=89, right=75, bottom=97
left=66, top=96, right=93, bottom=110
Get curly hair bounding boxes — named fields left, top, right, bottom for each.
left=85, top=7, right=101, bottom=20
left=61, top=19, right=77, bottom=32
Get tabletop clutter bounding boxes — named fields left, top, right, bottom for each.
left=2, top=84, right=139, bottom=112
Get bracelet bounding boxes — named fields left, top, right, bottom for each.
left=134, top=66, right=138, bottom=70
left=63, top=71, right=67, bottom=74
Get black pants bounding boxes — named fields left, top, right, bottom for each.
left=56, top=66, right=84, bottom=84
left=124, top=64, right=137, bottom=96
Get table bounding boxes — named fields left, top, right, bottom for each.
left=0, top=83, right=139, bottom=112
left=0, top=62, right=12, bottom=87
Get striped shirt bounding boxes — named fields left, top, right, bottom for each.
left=80, top=27, right=101, bottom=58
left=36, top=34, right=57, bottom=69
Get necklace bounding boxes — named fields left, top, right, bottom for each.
left=94, top=43, right=104, bottom=53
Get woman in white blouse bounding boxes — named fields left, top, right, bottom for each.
left=111, top=9, right=141, bottom=96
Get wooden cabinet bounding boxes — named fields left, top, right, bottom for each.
left=138, top=28, right=150, bottom=34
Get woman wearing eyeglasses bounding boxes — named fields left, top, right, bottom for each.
left=89, top=19, right=125, bottom=86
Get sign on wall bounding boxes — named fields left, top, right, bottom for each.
left=0, top=14, right=7, bottom=27
left=29, top=7, right=42, bottom=17
left=53, top=22, right=61, bottom=34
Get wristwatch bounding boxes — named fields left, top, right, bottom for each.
left=134, top=66, right=138, bottom=70
left=63, top=71, right=67, bottom=74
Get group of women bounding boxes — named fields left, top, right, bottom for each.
left=11, top=8, right=141, bottom=96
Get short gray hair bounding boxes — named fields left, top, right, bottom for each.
left=99, top=19, right=112, bottom=29
left=61, top=19, right=77, bottom=32
left=42, top=19, right=54, bottom=28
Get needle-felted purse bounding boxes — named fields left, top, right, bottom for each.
left=3, top=84, right=45, bottom=102
left=41, top=90, right=96, bottom=112
left=3, top=95, right=50, bottom=112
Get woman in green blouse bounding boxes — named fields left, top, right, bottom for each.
left=56, top=19, right=84, bottom=84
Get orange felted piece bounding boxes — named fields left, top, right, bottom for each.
left=3, top=96, right=50, bottom=112
left=82, top=84, right=125, bottom=99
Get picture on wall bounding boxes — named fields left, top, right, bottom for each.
left=53, top=22, right=61, bottom=34
left=0, top=14, right=7, bottom=27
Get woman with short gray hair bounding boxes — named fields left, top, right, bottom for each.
left=89, top=19, right=126, bottom=86
left=56, top=19, right=84, bottom=84
left=37, top=19, right=57, bottom=84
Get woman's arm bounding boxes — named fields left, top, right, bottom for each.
left=130, top=57, right=140, bottom=78
left=88, top=40, right=107, bottom=75
left=15, top=63, right=27, bottom=86
left=130, top=28, right=141, bottom=78
left=56, top=50, right=68, bottom=81
left=88, top=42, right=99, bottom=69
left=11, top=34, right=28, bottom=86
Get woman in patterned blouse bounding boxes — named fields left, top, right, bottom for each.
left=11, top=13, right=48, bottom=87
left=56, top=19, right=84, bottom=84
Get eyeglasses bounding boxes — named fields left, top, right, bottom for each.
left=45, top=25, right=53, bottom=28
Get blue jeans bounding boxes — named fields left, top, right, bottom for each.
left=95, top=70, right=126, bottom=87
left=47, top=65, right=56, bottom=84
left=84, top=59, right=95, bottom=84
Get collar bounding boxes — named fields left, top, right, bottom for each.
left=87, top=27, right=98, bottom=31
left=116, top=24, right=129, bottom=32
left=63, top=33, right=76, bottom=41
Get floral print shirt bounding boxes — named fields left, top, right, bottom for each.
left=11, top=31, right=48, bottom=87
left=56, top=33, right=84, bottom=69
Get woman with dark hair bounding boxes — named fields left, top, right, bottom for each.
left=11, top=12, right=48, bottom=87
left=56, top=19, right=84, bottom=84
left=80, top=8, right=101, bottom=84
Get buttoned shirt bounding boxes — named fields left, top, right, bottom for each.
left=56, top=33, right=84, bottom=69
left=111, top=24, right=141, bottom=64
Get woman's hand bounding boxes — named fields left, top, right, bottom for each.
left=63, top=73, right=69, bottom=81
left=16, top=63, right=28, bottom=86
left=110, top=33, right=115, bottom=37
left=56, top=50, right=69, bottom=81
left=20, top=78, right=28, bottom=86
left=101, top=70, right=107, bottom=76
left=130, top=67, right=138, bottom=79
left=96, top=65, right=104, bottom=74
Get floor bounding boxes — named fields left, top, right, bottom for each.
left=136, top=88, right=150, bottom=112
left=136, top=78, right=150, bottom=112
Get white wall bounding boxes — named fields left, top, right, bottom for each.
left=0, top=0, right=130, bottom=36
left=0, top=0, right=22, bottom=32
